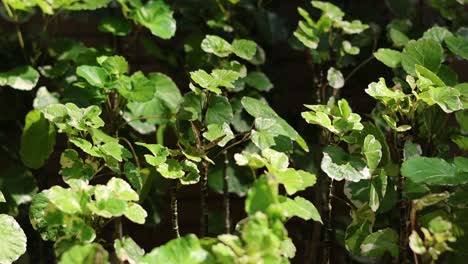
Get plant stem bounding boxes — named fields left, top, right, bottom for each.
left=323, top=178, right=334, bottom=264
left=171, top=180, right=180, bottom=238
left=410, top=202, right=419, bottom=264
left=200, top=161, right=209, bottom=236
left=157, top=124, right=167, bottom=145
left=223, top=150, right=230, bottom=234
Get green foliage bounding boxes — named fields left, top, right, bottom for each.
left=1, top=0, right=467, bottom=263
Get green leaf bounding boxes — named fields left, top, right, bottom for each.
left=126, top=73, right=182, bottom=131
left=0, top=65, right=40, bottom=91
left=157, top=159, right=185, bottom=179
left=321, top=146, right=371, bottom=182
left=409, top=231, right=426, bottom=254
left=141, top=234, right=210, bottom=264
left=0, top=191, right=5, bottom=203
left=203, top=123, right=234, bottom=147
left=279, top=196, right=322, bottom=222
left=46, top=186, right=83, bottom=214
left=190, top=69, right=240, bottom=94
left=360, top=228, right=399, bottom=257
left=117, top=72, right=156, bottom=102
left=311, top=1, right=344, bottom=20
left=132, top=0, right=176, bottom=39
left=177, top=92, right=202, bottom=121
left=33, top=87, right=59, bottom=110
left=373, top=48, right=401, bottom=68
left=59, top=243, right=109, bottom=264
left=60, top=149, right=94, bottom=183
left=365, top=78, right=406, bottom=102
left=98, top=16, right=132, bottom=36
left=422, top=26, right=453, bottom=43
left=232, top=39, right=257, bottom=60
left=389, top=28, right=409, bottom=47
left=125, top=203, right=147, bottom=224
left=362, top=135, right=382, bottom=171
left=29, top=192, right=62, bottom=240
left=244, top=71, right=273, bottom=91
left=445, top=35, right=468, bottom=60
left=426, top=86, right=463, bottom=113
left=201, top=35, right=232, bottom=57
left=401, top=157, right=468, bottom=185
left=245, top=176, right=276, bottom=215
left=401, top=39, right=443, bottom=75
left=76, top=65, right=109, bottom=88
left=241, top=97, right=309, bottom=152
left=205, top=95, right=233, bottom=125
left=114, top=236, right=145, bottom=264
left=98, top=55, right=129, bottom=75
left=327, top=67, right=344, bottom=89
left=276, top=169, right=316, bottom=195
left=124, top=163, right=143, bottom=192
left=403, top=140, right=422, bottom=161
left=0, top=214, right=27, bottom=263
left=20, top=110, right=56, bottom=169
left=415, top=64, right=446, bottom=87
left=342, top=40, right=360, bottom=55
left=335, top=20, right=369, bottom=34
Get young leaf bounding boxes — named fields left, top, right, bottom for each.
left=327, top=67, right=344, bottom=89
left=422, top=26, right=453, bottom=43
left=401, top=39, right=443, bottom=75
left=244, top=71, right=273, bottom=91
left=241, top=97, right=309, bottom=152
left=0, top=66, right=40, bottom=91
left=279, top=196, right=322, bottom=222
left=373, top=48, right=401, bottom=68
left=141, top=234, right=210, bottom=264
left=114, top=236, right=145, bottom=264
left=232, top=39, right=257, bottom=60
left=361, top=135, right=382, bottom=171
left=205, top=95, right=233, bottom=125
left=401, top=157, right=468, bottom=185
left=76, top=65, right=109, bottom=88
left=125, top=203, right=147, bottom=224
left=445, top=35, right=468, bottom=60
left=321, top=146, right=371, bottom=182
left=46, top=186, right=84, bottom=214
left=201, top=35, right=232, bottom=57
left=136, top=143, right=169, bottom=167
left=20, top=110, right=56, bottom=169
left=131, top=0, right=176, bottom=39
left=276, top=169, right=316, bottom=195
left=59, top=243, right=109, bottom=264
left=245, top=176, right=276, bottom=216
left=0, top=214, right=27, bottom=263
left=311, top=1, right=344, bottom=20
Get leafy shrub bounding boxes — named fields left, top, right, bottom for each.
left=0, top=0, right=467, bottom=263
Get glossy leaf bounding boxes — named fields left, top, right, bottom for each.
left=141, top=234, right=210, bottom=264
left=132, top=0, right=176, bottom=39
left=0, top=66, right=40, bottom=91
left=0, top=214, right=27, bottom=263
left=20, top=110, right=56, bottom=169
left=321, top=146, right=371, bottom=182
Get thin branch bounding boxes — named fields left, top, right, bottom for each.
left=119, top=137, right=140, bottom=168
left=200, top=161, right=209, bottom=237
left=171, top=180, right=180, bottom=238
left=223, top=150, right=230, bottom=234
